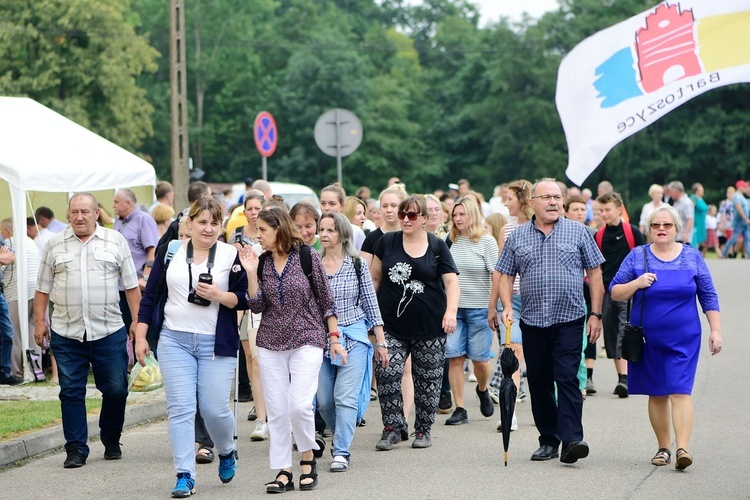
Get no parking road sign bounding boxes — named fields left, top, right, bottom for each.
left=254, top=111, right=278, bottom=157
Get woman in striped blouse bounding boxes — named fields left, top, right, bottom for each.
left=444, top=197, right=499, bottom=426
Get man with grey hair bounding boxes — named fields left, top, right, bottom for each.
left=1, top=218, right=41, bottom=379
left=495, top=178, right=605, bottom=464
left=35, top=193, right=140, bottom=467
left=667, top=181, right=695, bottom=244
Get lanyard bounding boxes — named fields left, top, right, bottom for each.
left=186, top=240, right=217, bottom=289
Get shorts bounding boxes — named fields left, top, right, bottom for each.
left=602, top=292, right=628, bottom=359
left=498, top=294, right=523, bottom=345
left=239, top=311, right=261, bottom=358
left=446, top=308, right=493, bottom=361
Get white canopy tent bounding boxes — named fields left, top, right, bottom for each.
left=0, top=97, right=156, bottom=380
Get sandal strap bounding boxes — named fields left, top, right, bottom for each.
left=657, top=448, right=671, bottom=457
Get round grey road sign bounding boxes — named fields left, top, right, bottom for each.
left=314, top=108, right=363, bottom=158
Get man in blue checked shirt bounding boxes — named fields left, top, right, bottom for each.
left=496, top=178, right=605, bottom=466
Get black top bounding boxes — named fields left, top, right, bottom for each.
left=601, top=222, right=646, bottom=287
left=361, top=228, right=384, bottom=255
left=373, top=232, right=458, bottom=340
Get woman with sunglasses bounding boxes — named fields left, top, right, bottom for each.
left=371, top=195, right=459, bottom=450
left=360, top=184, right=413, bottom=421
left=238, top=206, right=341, bottom=493
left=610, top=205, right=721, bottom=470
left=444, top=197, right=499, bottom=426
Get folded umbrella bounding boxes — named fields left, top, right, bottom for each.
left=499, top=318, right=519, bottom=466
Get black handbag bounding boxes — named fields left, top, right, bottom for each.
left=621, top=246, right=648, bottom=363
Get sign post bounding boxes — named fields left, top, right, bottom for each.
left=314, top=108, right=362, bottom=184
left=254, top=111, right=278, bottom=180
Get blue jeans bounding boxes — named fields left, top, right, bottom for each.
left=0, top=294, right=14, bottom=379
left=316, top=341, right=369, bottom=458
left=158, top=329, right=236, bottom=478
left=722, top=222, right=750, bottom=257
left=51, top=328, right=129, bottom=457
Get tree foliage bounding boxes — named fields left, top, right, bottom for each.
left=0, top=0, right=158, bottom=151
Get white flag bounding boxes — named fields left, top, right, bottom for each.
left=556, top=1, right=750, bottom=186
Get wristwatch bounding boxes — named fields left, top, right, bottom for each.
left=375, top=342, right=389, bottom=349
left=588, top=311, right=602, bottom=320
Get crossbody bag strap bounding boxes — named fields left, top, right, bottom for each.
left=638, top=245, right=648, bottom=327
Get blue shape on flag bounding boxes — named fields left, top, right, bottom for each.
left=593, top=47, right=643, bottom=108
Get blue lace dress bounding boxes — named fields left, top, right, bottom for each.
left=609, top=244, right=719, bottom=396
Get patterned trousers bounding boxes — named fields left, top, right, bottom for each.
left=376, top=333, right=446, bottom=433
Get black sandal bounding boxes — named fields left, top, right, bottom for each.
left=651, top=448, right=671, bottom=466
left=299, top=458, right=318, bottom=491
left=266, top=470, right=294, bottom=494
left=195, top=445, right=214, bottom=464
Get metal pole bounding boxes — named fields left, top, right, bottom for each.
left=335, top=108, right=342, bottom=184
left=170, top=0, right=190, bottom=211
left=262, top=156, right=267, bottom=181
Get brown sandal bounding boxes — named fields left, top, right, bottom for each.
left=651, top=448, right=671, bottom=466
left=675, top=448, right=693, bottom=470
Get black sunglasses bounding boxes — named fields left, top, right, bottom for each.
left=398, top=210, right=421, bottom=221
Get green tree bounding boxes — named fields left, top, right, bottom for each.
left=0, top=0, right=158, bottom=151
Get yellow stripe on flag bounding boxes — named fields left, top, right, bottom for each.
left=698, top=12, right=750, bottom=73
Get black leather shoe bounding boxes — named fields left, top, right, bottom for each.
left=560, top=441, right=589, bottom=464
left=531, top=445, right=559, bottom=461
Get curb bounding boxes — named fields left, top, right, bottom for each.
left=0, top=400, right=167, bottom=467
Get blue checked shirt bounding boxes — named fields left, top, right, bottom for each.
left=495, top=217, right=604, bottom=328
left=326, top=256, right=383, bottom=330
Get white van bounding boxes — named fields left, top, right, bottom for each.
left=231, top=181, right=320, bottom=209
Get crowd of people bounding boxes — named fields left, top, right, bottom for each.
left=0, top=174, right=727, bottom=496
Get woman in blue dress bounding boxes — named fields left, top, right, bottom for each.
left=610, top=205, right=722, bottom=470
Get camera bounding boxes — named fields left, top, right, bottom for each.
left=187, top=273, right=213, bottom=307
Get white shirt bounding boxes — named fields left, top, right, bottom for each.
left=163, top=241, right=238, bottom=335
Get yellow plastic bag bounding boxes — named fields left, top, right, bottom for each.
left=128, top=352, right=163, bottom=392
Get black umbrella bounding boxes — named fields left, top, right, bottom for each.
left=499, top=319, right=519, bottom=466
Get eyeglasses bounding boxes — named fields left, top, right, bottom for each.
left=398, top=211, right=421, bottom=221
left=531, top=194, right=563, bottom=203
left=650, top=222, right=675, bottom=230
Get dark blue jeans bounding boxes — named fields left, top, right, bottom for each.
left=52, top=328, right=129, bottom=457
left=0, top=293, right=14, bottom=379
left=521, top=317, right=585, bottom=449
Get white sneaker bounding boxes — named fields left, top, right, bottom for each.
left=468, top=373, right=477, bottom=383
left=330, top=455, right=349, bottom=472
left=496, top=412, right=518, bottom=432
left=250, top=420, right=269, bottom=441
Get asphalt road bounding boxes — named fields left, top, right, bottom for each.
left=1, top=259, right=748, bottom=499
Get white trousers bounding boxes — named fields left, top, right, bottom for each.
left=258, top=345, right=323, bottom=470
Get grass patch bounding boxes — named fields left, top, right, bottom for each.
left=0, top=399, right=102, bottom=440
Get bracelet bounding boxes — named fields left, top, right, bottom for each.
left=141, top=275, right=149, bottom=282
left=328, top=331, right=340, bottom=338
left=376, top=342, right=388, bottom=349
left=329, top=341, right=342, bottom=345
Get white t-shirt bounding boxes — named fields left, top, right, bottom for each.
left=163, top=241, right=238, bottom=335
left=706, top=214, right=718, bottom=230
